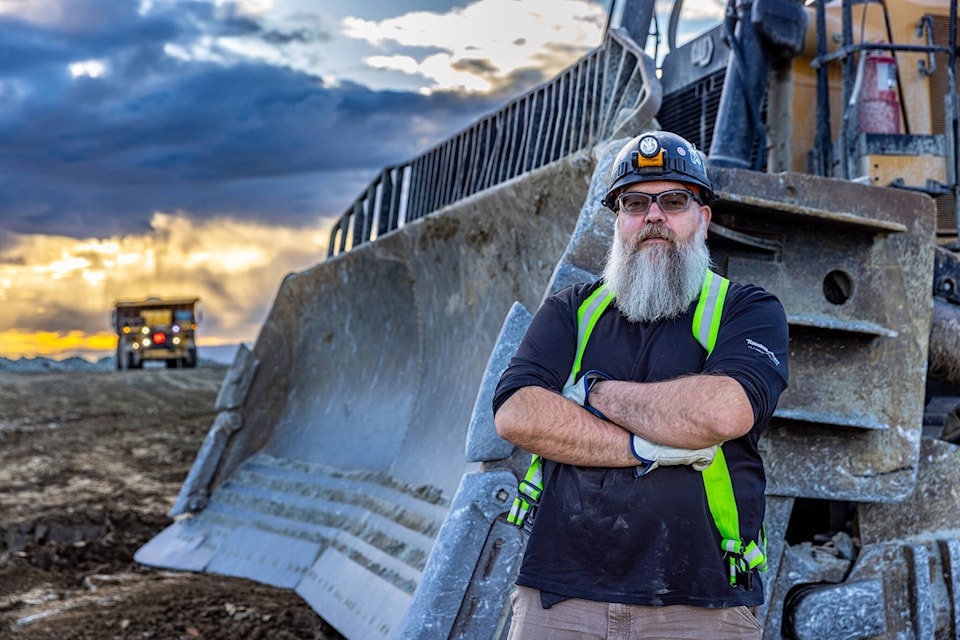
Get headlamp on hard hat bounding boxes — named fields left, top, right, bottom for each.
left=601, top=131, right=717, bottom=211
left=635, top=135, right=664, bottom=168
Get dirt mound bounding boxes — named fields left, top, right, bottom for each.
left=0, top=367, right=344, bottom=639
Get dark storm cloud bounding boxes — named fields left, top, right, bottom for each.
left=451, top=57, right=499, bottom=75
left=262, top=27, right=329, bottom=45
left=0, top=1, right=498, bottom=239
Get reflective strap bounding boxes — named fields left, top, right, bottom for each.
left=509, top=454, right=544, bottom=528
left=565, top=284, right=616, bottom=388
left=703, top=448, right=741, bottom=554
left=520, top=455, right=543, bottom=501
left=507, top=496, right=531, bottom=526
left=695, top=273, right=738, bottom=551
left=743, top=540, right=767, bottom=571
left=755, top=524, right=768, bottom=571
left=511, top=284, right=613, bottom=530
left=692, top=270, right=729, bottom=355
left=694, top=272, right=767, bottom=585
left=704, top=441, right=768, bottom=585
left=722, top=538, right=743, bottom=555
left=720, top=540, right=766, bottom=586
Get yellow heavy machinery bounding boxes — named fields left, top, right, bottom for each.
left=112, top=297, right=199, bottom=369
left=137, top=1, right=960, bottom=637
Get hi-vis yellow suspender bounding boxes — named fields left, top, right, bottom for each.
left=506, top=270, right=767, bottom=587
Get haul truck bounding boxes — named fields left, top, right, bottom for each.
left=137, top=0, right=960, bottom=637
left=112, top=297, right=199, bottom=370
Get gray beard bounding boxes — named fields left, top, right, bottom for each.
left=602, top=218, right=712, bottom=324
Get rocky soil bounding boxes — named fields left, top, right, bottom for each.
left=0, top=365, right=345, bottom=639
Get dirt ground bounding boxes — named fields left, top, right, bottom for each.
left=0, top=365, right=345, bottom=640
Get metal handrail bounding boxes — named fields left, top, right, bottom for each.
left=327, top=27, right=659, bottom=257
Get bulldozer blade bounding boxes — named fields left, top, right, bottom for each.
left=135, top=150, right=595, bottom=639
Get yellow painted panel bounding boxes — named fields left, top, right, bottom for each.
left=859, top=154, right=947, bottom=188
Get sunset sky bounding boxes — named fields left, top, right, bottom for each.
left=0, top=0, right=721, bottom=363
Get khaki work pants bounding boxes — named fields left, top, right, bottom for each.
left=506, top=586, right=761, bottom=640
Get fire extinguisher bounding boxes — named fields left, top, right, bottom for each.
left=855, top=48, right=901, bottom=134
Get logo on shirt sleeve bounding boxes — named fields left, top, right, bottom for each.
left=746, top=338, right=781, bottom=366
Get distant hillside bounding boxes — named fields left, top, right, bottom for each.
left=0, top=356, right=115, bottom=372
left=0, top=344, right=242, bottom=372
left=0, top=356, right=228, bottom=372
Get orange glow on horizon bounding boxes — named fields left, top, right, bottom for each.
left=0, top=329, right=243, bottom=362
left=0, top=212, right=330, bottom=362
left=0, top=329, right=117, bottom=360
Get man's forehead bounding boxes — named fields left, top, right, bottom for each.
left=620, top=179, right=692, bottom=192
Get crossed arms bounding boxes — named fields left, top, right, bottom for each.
left=493, top=374, right=755, bottom=468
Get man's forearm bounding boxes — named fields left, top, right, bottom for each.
left=494, top=386, right=637, bottom=467
left=589, top=374, right=754, bottom=449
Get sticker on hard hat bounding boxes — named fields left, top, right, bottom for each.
left=676, top=146, right=687, bottom=156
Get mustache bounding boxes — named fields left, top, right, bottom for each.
left=628, top=223, right=678, bottom=248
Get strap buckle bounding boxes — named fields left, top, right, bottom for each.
left=722, top=537, right=766, bottom=588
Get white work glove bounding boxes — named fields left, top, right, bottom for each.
left=630, top=433, right=718, bottom=478
left=561, top=370, right=612, bottom=420
left=563, top=372, right=717, bottom=477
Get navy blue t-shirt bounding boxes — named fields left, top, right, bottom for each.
left=493, top=278, right=789, bottom=608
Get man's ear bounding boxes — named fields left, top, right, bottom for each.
left=701, top=205, right=712, bottom=238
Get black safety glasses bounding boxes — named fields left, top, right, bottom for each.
left=616, top=189, right=701, bottom=215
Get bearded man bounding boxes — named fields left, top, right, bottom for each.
left=493, top=131, right=789, bottom=640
